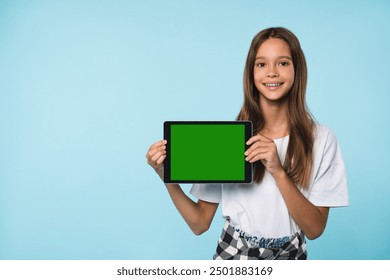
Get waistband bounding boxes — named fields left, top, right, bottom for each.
left=213, top=221, right=307, bottom=260
left=233, top=225, right=293, bottom=249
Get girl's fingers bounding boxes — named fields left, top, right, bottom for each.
left=146, top=140, right=167, bottom=159
left=245, top=148, right=269, bottom=162
left=152, top=139, right=167, bottom=148
left=146, top=140, right=167, bottom=168
left=156, top=155, right=166, bottom=165
left=246, top=134, right=273, bottom=145
left=247, top=151, right=271, bottom=163
left=151, top=150, right=166, bottom=163
left=148, top=140, right=167, bottom=153
left=245, top=134, right=275, bottom=159
left=150, top=145, right=166, bottom=157
left=245, top=134, right=284, bottom=174
left=246, top=135, right=259, bottom=145
left=245, top=142, right=271, bottom=156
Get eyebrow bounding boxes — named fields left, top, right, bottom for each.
left=255, top=56, right=292, bottom=60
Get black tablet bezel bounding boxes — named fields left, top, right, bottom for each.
left=163, top=121, right=253, bottom=184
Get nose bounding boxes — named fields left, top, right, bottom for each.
left=267, top=66, right=279, bottom=78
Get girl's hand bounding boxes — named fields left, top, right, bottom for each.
left=245, top=134, right=284, bottom=178
left=146, top=140, right=167, bottom=180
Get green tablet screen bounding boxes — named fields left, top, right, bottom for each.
left=163, top=121, right=252, bottom=183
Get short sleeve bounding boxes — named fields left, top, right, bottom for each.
left=189, top=183, right=222, bottom=203
left=308, top=126, right=349, bottom=207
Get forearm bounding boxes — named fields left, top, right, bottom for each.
left=273, top=171, right=329, bottom=240
left=146, top=140, right=216, bottom=234
left=165, top=183, right=198, bottom=223
left=164, top=183, right=215, bottom=235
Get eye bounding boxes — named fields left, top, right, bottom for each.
left=279, top=61, right=290, bottom=66
left=256, top=62, right=266, bottom=68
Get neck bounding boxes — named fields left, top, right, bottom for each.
left=259, top=98, right=289, bottom=139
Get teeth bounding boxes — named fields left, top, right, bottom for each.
left=265, top=83, right=281, bottom=87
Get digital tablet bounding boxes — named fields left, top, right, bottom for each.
left=163, top=121, right=253, bottom=184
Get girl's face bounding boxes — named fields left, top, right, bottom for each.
left=253, top=38, right=294, bottom=103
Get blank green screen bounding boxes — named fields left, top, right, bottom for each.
left=170, top=124, right=245, bottom=180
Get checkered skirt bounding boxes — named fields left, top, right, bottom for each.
left=213, top=221, right=307, bottom=260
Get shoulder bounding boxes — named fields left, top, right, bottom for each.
left=314, top=123, right=337, bottom=140
left=312, top=123, right=343, bottom=164
left=307, top=123, right=349, bottom=207
left=313, top=123, right=339, bottom=148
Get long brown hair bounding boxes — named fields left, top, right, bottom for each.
left=237, top=27, right=315, bottom=187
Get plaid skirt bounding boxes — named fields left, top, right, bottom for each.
left=213, top=221, right=307, bottom=260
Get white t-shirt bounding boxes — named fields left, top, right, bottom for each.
left=190, top=124, right=349, bottom=239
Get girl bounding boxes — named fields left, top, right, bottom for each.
left=146, top=27, right=348, bottom=260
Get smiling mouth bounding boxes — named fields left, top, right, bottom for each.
left=263, top=83, right=284, bottom=87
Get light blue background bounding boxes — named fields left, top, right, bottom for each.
left=0, top=0, right=389, bottom=260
